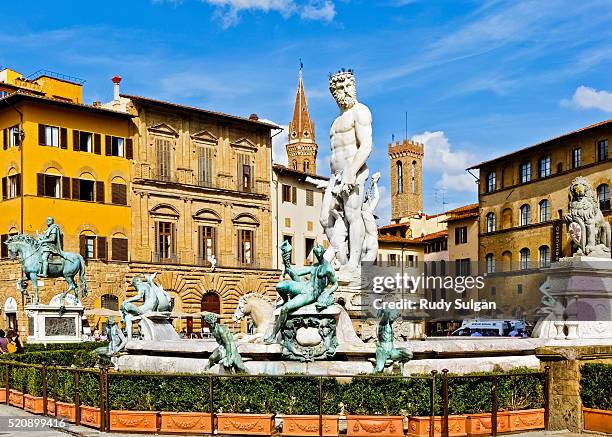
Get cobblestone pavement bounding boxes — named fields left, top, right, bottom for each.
left=0, top=404, right=596, bottom=437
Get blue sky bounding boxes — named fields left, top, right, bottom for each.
left=2, top=0, right=612, bottom=223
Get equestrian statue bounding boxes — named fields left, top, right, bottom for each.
left=5, top=217, right=87, bottom=305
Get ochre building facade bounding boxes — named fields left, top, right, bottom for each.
left=469, top=120, right=612, bottom=320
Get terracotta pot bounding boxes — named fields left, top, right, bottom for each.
left=217, top=413, right=275, bottom=436
left=0, top=388, right=6, bottom=403
left=346, top=415, right=404, bottom=437
left=159, top=412, right=213, bottom=434
left=507, top=408, right=544, bottom=432
left=47, top=398, right=56, bottom=415
left=465, top=412, right=510, bottom=436
left=80, top=405, right=101, bottom=429
left=56, top=402, right=77, bottom=423
left=408, top=415, right=467, bottom=437
left=24, top=394, right=44, bottom=414
left=282, top=415, right=340, bottom=436
left=583, top=407, right=612, bottom=433
left=8, top=389, right=23, bottom=408
left=109, top=410, right=158, bottom=432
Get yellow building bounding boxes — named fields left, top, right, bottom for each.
left=0, top=68, right=133, bottom=334
left=468, top=119, right=612, bottom=320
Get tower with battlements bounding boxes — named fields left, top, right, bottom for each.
left=286, top=66, right=317, bottom=174
left=388, top=139, right=424, bottom=221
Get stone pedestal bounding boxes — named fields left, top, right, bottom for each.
left=276, top=304, right=341, bottom=361
left=534, top=256, right=612, bottom=339
left=131, top=312, right=180, bottom=341
left=26, top=301, right=84, bottom=344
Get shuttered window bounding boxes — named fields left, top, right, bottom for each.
left=198, top=226, right=216, bottom=265
left=237, top=153, right=254, bottom=192
left=79, top=235, right=96, bottom=259
left=38, top=124, right=66, bottom=148
left=97, top=236, right=107, bottom=260
left=306, top=189, right=314, bottom=206
left=2, top=174, right=20, bottom=199
left=197, top=147, right=213, bottom=187
left=111, top=238, right=128, bottom=261
left=37, top=174, right=63, bottom=198
left=0, top=234, right=8, bottom=258
left=96, top=181, right=105, bottom=203
left=155, top=138, right=172, bottom=181
left=111, top=183, right=127, bottom=205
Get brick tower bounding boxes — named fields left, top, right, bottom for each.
left=286, top=65, right=317, bottom=174
left=388, top=139, right=424, bottom=221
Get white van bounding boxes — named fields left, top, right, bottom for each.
left=451, top=319, right=527, bottom=337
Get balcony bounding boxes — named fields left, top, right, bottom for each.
left=152, top=252, right=180, bottom=264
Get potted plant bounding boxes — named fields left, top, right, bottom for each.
left=342, top=377, right=411, bottom=437
left=108, top=379, right=158, bottom=433
left=580, top=363, right=611, bottom=434
left=79, top=372, right=101, bottom=429
left=214, top=377, right=275, bottom=435
left=279, top=377, right=340, bottom=437
left=53, top=370, right=77, bottom=423
left=23, top=367, right=44, bottom=414
left=158, top=377, right=213, bottom=434
left=9, top=389, right=23, bottom=408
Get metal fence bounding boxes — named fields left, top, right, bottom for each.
left=0, top=361, right=550, bottom=437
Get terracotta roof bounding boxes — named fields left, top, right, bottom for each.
left=379, top=222, right=411, bottom=231
left=445, top=203, right=479, bottom=215
left=273, top=163, right=329, bottom=181
left=378, top=234, right=421, bottom=244
left=468, top=119, right=612, bottom=170
left=413, top=230, right=448, bottom=242
left=122, top=94, right=280, bottom=129
left=442, top=203, right=479, bottom=223
left=0, top=90, right=133, bottom=118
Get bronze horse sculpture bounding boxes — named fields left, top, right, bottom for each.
left=5, top=234, right=87, bottom=305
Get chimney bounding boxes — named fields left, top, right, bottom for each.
left=112, top=75, right=122, bottom=101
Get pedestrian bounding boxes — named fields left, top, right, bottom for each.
left=0, top=330, right=9, bottom=354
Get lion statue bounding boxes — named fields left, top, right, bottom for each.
left=564, top=176, right=611, bottom=258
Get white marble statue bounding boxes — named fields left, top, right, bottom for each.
left=565, top=176, right=611, bottom=258
left=320, top=69, right=379, bottom=279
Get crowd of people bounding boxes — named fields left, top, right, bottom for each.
left=0, top=329, right=24, bottom=354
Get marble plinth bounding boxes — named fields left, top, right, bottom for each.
left=134, top=312, right=180, bottom=341
left=534, top=256, right=612, bottom=339
left=26, top=300, right=84, bottom=343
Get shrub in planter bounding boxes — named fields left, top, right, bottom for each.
left=109, top=410, right=158, bottom=432
left=79, top=371, right=102, bottom=429
left=580, top=363, right=612, bottom=411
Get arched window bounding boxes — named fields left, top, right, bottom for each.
left=597, top=184, right=610, bottom=211
left=519, top=161, right=531, bottom=183
left=539, top=199, right=551, bottom=222
left=539, top=245, right=550, bottom=268
left=396, top=161, right=403, bottom=194
left=201, top=292, right=221, bottom=314
left=519, top=248, right=531, bottom=270
left=520, top=204, right=531, bottom=226
left=101, top=294, right=119, bottom=311
left=486, top=172, right=496, bottom=193
left=486, top=212, right=496, bottom=233
left=502, top=251, right=512, bottom=271
left=411, top=160, right=416, bottom=193
left=572, top=147, right=581, bottom=169
left=303, top=160, right=309, bottom=173
left=485, top=253, right=495, bottom=274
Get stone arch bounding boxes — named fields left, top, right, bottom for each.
left=75, top=166, right=98, bottom=180
left=150, top=203, right=180, bottom=219
left=193, top=208, right=222, bottom=223
left=108, top=170, right=129, bottom=182
left=232, top=212, right=260, bottom=227
left=75, top=223, right=100, bottom=235
left=40, top=160, right=64, bottom=174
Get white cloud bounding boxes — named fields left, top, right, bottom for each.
left=561, top=86, right=612, bottom=113
left=375, top=184, right=391, bottom=224
left=412, top=131, right=476, bottom=193
left=198, top=0, right=336, bottom=27
left=300, top=0, right=335, bottom=22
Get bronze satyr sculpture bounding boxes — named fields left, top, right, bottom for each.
left=203, top=312, right=247, bottom=373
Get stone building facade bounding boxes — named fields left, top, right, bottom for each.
left=469, top=120, right=612, bottom=320
left=111, top=93, right=281, bottom=332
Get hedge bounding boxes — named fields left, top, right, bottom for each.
left=581, top=363, right=612, bottom=411
left=0, top=366, right=545, bottom=416
left=23, top=342, right=106, bottom=353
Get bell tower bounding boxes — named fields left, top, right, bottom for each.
left=388, top=139, right=424, bottom=221
left=286, top=64, right=317, bottom=174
